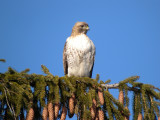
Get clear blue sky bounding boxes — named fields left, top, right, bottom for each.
left=0, top=0, right=160, bottom=119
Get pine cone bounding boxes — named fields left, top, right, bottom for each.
left=42, top=106, right=48, bottom=120
left=26, top=108, right=34, bottom=120
left=90, top=106, right=96, bottom=119
left=54, top=103, right=60, bottom=119
left=60, top=105, right=67, bottom=120
left=98, top=109, right=104, bottom=120
left=69, top=94, right=75, bottom=116
left=92, top=98, right=97, bottom=108
left=48, top=102, right=54, bottom=120
left=119, top=90, right=124, bottom=105
left=137, top=113, right=143, bottom=120
left=98, top=87, right=104, bottom=105
left=90, top=99, right=97, bottom=119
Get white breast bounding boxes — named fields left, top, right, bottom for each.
left=66, top=34, right=95, bottom=77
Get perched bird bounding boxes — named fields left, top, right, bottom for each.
left=63, top=22, right=95, bottom=78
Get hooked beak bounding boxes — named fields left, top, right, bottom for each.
left=86, top=26, right=90, bottom=30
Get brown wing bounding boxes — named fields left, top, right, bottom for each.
left=89, top=56, right=94, bottom=78
left=63, top=42, right=68, bottom=75
left=89, top=41, right=96, bottom=78
left=89, top=45, right=96, bottom=78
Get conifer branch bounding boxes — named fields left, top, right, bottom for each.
left=101, top=83, right=119, bottom=89
left=0, top=59, right=6, bottom=62
left=3, top=87, right=16, bottom=120
left=101, top=83, right=140, bottom=92
left=0, top=65, right=160, bottom=120
left=3, top=88, right=12, bottom=115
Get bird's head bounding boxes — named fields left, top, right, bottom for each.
left=71, top=22, right=89, bottom=36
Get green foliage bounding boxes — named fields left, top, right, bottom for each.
left=0, top=64, right=160, bottom=120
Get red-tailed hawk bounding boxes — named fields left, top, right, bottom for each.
left=63, top=22, right=95, bottom=78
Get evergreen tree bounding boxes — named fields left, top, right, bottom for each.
left=0, top=60, right=160, bottom=120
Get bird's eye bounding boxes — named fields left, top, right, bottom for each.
left=81, top=25, right=84, bottom=28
